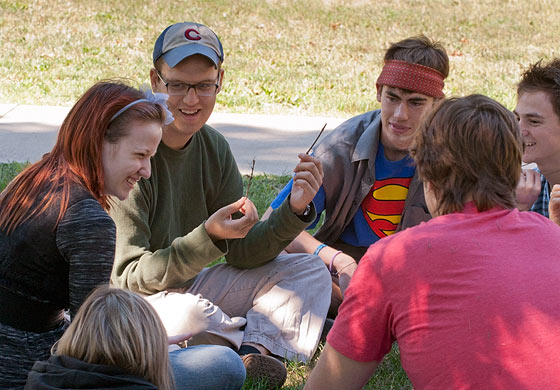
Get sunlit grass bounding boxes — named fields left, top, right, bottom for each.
left=1, top=0, right=559, bottom=115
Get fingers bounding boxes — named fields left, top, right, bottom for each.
left=549, top=184, right=560, bottom=226
left=516, top=169, right=542, bottom=211
left=294, top=153, right=324, bottom=184
left=240, top=198, right=258, bottom=220
left=290, top=154, right=324, bottom=214
left=217, top=197, right=246, bottom=216
left=205, top=198, right=259, bottom=241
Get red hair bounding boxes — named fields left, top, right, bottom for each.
left=0, top=81, right=166, bottom=233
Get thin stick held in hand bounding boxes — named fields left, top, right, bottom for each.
left=306, top=123, right=327, bottom=154
left=245, top=159, right=255, bottom=198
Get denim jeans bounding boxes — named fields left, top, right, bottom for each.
left=169, top=344, right=246, bottom=390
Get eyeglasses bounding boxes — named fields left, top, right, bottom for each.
left=155, top=69, right=220, bottom=97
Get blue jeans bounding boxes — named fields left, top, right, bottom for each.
left=169, top=345, right=246, bottom=390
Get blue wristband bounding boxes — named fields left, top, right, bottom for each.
left=314, top=243, right=327, bottom=256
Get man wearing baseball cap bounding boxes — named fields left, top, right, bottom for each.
left=265, top=36, right=449, bottom=317
left=110, top=22, right=331, bottom=389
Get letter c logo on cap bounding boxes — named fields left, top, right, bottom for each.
left=185, top=28, right=201, bottom=41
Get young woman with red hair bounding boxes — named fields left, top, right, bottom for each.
left=0, top=81, right=168, bottom=388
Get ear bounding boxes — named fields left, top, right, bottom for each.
left=216, top=68, right=225, bottom=94
left=376, top=85, right=382, bottom=102
left=149, top=68, right=160, bottom=92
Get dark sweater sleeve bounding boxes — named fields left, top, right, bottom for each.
left=226, top=196, right=317, bottom=268
left=56, top=198, right=116, bottom=318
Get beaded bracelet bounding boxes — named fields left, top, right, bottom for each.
left=314, top=243, right=327, bottom=256
left=329, top=251, right=343, bottom=276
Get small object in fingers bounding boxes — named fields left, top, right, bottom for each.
left=306, top=123, right=327, bottom=155
left=245, top=158, right=256, bottom=198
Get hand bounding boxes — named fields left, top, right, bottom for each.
left=516, top=169, right=541, bottom=211
left=549, top=184, right=560, bottom=226
left=205, top=197, right=258, bottom=241
left=290, top=153, right=323, bottom=215
left=332, top=253, right=357, bottom=296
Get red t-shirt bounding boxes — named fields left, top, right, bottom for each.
left=329, top=203, right=560, bottom=389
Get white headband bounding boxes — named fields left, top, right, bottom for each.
left=110, top=86, right=174, bottom=125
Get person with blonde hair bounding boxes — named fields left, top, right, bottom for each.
left=25, top=286, right=171, bottom=389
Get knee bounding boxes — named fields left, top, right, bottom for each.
left=169, top=345, right=246, bottom=390
left=211, top=346, right=246, bottom=385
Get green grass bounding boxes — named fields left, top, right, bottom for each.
left=0, top=161, right=27, bottom=191
left=1, top=0, right=559, bottom=115
left=1, top=163, right=411, bottom=389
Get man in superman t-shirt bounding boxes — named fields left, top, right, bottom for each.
left=264, top=36, right=449, bottom=315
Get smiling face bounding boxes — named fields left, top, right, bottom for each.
left=150, top=55, right=223, bottom=149
left=377, top=86, right=435, bottom=161
left=102, top=120, right=162, bottom=200
left=514, top=90, right=560, bottom=170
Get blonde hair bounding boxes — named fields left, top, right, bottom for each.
left=55, top=286, right=172, bottom=390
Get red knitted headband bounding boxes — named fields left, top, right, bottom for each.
left=376, top=60, right=445, bottom=98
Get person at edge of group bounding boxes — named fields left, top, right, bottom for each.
left=25, top=286, right=172, bottom=389
left=109, top=21, right=331, bottom=389
left=305, top=94, right=560, bottom=390
left=0, top=82, right=166, bottom=389
left=264, top=35, right=449, bottom=316
left=514, top=58, right=560, bottom=226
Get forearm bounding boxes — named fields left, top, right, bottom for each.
left=286, top=232, right=355, bottom=272
left=305, top=343, right=379, bottom=390
left=112, top=224, right=226, bottom=294
left=225, top=197, right=315, bottom=268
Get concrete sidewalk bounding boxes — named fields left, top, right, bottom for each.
left=0, top=104, right=346, bottom=175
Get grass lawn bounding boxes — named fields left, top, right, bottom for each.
left=1, top=0, right=559, bottom=115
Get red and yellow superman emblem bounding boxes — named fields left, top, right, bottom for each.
left=361, top=177, right=413, bottom=238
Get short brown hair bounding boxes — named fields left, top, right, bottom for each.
left=517, top=58, right=560, bottom=120
left=410, top=94, right=522, bottom=215
left=384, top=35, right=449, bottom=78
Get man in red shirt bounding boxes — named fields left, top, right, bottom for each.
left=305, top=95, right=560, bottom=390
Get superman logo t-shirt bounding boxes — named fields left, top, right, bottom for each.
left=338, top=142, right=415, bottom=247
left=269, top=143, right=415, bottom=248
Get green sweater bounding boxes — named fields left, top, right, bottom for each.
left=110, top=124, right=315, bottom=294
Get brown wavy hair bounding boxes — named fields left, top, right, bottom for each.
left=0, top=81, right=166, bottom=234
left=517, top=58, right=560, bottom=119
left=410, top=94, right=523, bottom=215
left=55, top=286, right=173, bottom=389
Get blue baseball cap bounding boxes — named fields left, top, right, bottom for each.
left=153, top=22, right=224, bottom=68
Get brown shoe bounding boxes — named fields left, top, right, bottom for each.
left=242, top=353, right=287, bottom=389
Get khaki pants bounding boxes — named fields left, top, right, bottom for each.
left=147, top=253, right=331, bottom=362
